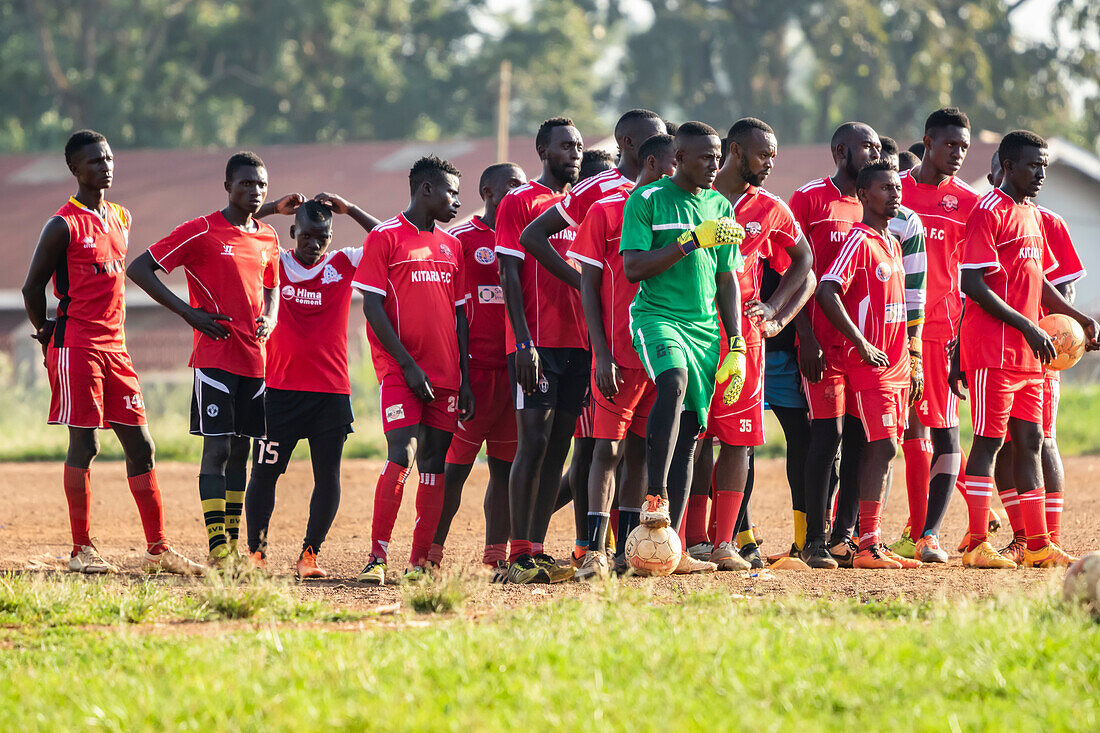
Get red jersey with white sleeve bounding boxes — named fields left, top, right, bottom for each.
left=147, top=211, right=280, bottom=378
left=959, top=189, right=1056, bottom=374
left=1039, top=206, right=1085, bottom=289
left=50, top=197, right=132, bottom=352
left=449, top=216, right=506, bottom=370
left=566, top=191, right=640, bottom=369
left=729, top=186, right=802, bottom=345
left=351, top=214, right=465, bottom=391
left=899, top=170, right=980, bottom=341
left=555, top=168, right=634, bottom=227
left=788, top=177, right=863, bottom=351
left=819, top=223, right=909, bottom=390
left=494, top=181, right=586, bottom=353
left=265, top=248, right=361, bottom=394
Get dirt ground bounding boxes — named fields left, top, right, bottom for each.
left=2, top=455, right=1097, bottom=613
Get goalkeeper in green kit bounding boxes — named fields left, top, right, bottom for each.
left=620, top=122, right=747, bottom=574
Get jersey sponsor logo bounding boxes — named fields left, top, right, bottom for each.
left=90, top=259, right=125, bottom=275
left=221, top=244, right=234, bottom=256
left=410, top=269, right=453, bottom=284
left=875, top=262, right=892, bottom=282
left=321, top=264, right=342, bottom=284
left=474, top=246, right=496, bottom=265
left=830, top=230, right=847, bottom=243
left=478, top=285, right=505, bottom=304
left=281, top=284, right=322, bottom=305
left=885, top=302, right=906, bottom=323
left=385, top=403, right=405, bottom=422
left=926, top=227, right=946, bottom=241
left=882, top=411, right=896, bottom=427
left=551, top=228, right=576, bottom=244
left=281, top=285, right=296, bottom=299
left=939, top=194, right=959, bottom=212
left=744, top=221, right=762, bottom=237
left=1018, top=246, right=1043, bottom=261
left=82, top=236, right=96, bottom=249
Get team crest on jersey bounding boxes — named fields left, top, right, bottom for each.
left=875, top=262, right=892, bottom=282
left=475, top=246, right=496, bottom=265
left=538, top=376, right=550, bottom=393
left=82, top=236, right=96, bottom=248
left=439, top=243, right=453, bottom=258
left=744, top=222, right=762, bottom=237
left=321, top=264, right=342, bottom=284
left=281, top=285, right=296, bottom=300
left=206, top=404, right=219, bottom=418
left=385, top=404, right=405, bottom=423
left=939, top=194, right=959, bottom=212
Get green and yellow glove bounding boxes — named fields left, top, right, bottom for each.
left=908, top=336, right=924, bottom=406
left=716, top=335, right=747, bottom=405
left=677, top=217, right=745, bottom=255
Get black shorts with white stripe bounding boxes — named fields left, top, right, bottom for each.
left=190, top=367, right=266, bottom=439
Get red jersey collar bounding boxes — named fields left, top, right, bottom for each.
left=469, top=215, right=490, bottom=231
left=825, top=177, right=858, bottom=201
left=903, top=168, right=960, bottom=191
left=67, top=196, right=114, bottom=233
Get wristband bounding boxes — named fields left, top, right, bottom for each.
left=676, top=230, right=699, bottom=255
left=908, top=336, right=922, bottom=357
left=729, top=335, right=746, bottom=354
left=515, top=340, right=534, bottom=351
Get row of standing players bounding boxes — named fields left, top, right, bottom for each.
left=22, top=105, right=1093, bottom=582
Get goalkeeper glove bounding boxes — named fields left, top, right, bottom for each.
left=716, top=335, right=747, bottom=406
left=908, top=337, right=924, bottom=405
left=677, top=217, right=745, bottom=255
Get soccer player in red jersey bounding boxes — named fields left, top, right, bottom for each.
left=129, top=151, right=284, bottom=567
left=565, top=132, right=677, bottom=579
left=495, top=117, right=587, bottom=584
left=243, top=194, right=379, bottom=578
left=889, top=108, right=982, bottom=564
left=788, top=122, right=881, bottom=568
left=705, top=118, right=815, bottom=571
left=955, top=131, right=1098, bottom=569
left=351, top=156, right=473, bottom=586
left=429, top=163, right=527, bottom=576
left=983, top=150, right=1088, bottom=562
left=22, top=130, right=202, bottom=575
left=817, top=160, right=922, bottom=569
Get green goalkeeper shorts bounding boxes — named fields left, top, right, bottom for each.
left=632, top=317, right=719, bottom=428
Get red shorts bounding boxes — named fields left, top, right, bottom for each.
left=967, top=368, right=1043, bottom=439
left=379, top=376, right=458, bottom=434
left=590, top=367, right=655, bottom=441
left=574, top=399, right=596, bottom=439
left=851, top=385, right=909, bottom=442
left=1042, top=373, right=1060, bottom=439
left=447, top=367, right=517, bottom=464
left=707, top=340, right=765, bottom=446
left=47, top=346, right=146, bottom=428
left=914, top=337, right=959, bottom=429
left=803, top=364, right=848, bottom=421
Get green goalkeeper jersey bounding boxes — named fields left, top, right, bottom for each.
left=620, top=177, right=743, bottom=340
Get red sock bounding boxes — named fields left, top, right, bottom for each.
left=998, top=487, right=1024, bottom=537
left=707, top=464, right=719, bottom=542
left=713, top=490, right=745, bottom=546
left=63, top=465, right=92, bottom=551
left=532, top=542, right=544, bottom=555
left=677, top=517, right=687, bottom=550
left=685, top=493, right=710, bottom=546
left=427, top=542, right=445, bottom=566
left=127, top=471, right=167, bottom=551
left=370, top=461, right=409, bottom=560
left=902, top=438, right=932, bottom=535
left=857, top=500, right=883, bottom=551
left=955, top=452, right=968, bottom=500
left=1046, top=490, right=1064, bottom=545
left=962, top=473, right=994, bottom=550
left=483, top=543, right=508, bottom=565
left=410, top=473, right=444, bottom=566
left=509, top=539, right=532, bottom=562
left=1018, top=488, right=1049, bottom=551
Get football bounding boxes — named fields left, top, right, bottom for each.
left=624, top=524, right=682, bottom=577
left=1062, top=551, right=1100, bottom=616
left=1039, top=314, right=1086, bottom=371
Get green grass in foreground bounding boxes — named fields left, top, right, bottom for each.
left=1, top=578, right=1097, bottom=731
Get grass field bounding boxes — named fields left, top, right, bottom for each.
left=1, top=572, right=1097, bottom=731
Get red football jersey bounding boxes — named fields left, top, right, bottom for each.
left=566, top=191, right=641, bottom=369
left=1039, top=206, right=1085, bottom=287
left=788, top=177, right=863, bottom=351
left=50, top=197, right=131, bottom=351
left=959, top=189, right=1056, bottom=374
left=148, top=212, right=280, bottom=378
left=494, top=181, right=586, bottom=352
left=266, top=248, right=361, bottom=394
left=899, top=171, right=980, bottom=341
left=351, top=214, right=465, bottom=391
left=450, top=216, right=506, bottom=370
left=820, top=223, right=909, bottom=390
left=556, top=168, right=634, bottom=227
left=729, top=186, right=802, bottom=345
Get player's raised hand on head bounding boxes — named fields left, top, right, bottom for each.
left=402, top=362, right=435, bottom=402
left=1021, top=321, right=1057, bottom=364
left=273, top=193, right=306, bottom=215
left=314, top=192, right=350, bottom=214
left=185, top=308, right=232, bottom=340
left=254, top=315, right=276, bottom=342
left=458, top=380, right=476, bottom=422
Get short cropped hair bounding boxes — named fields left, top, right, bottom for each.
left=925, top=107, right=970, bottom=134
left=409, top=155, right=461, bottom=195
left=479, top=162, right=522, bottom=191
left=856, top=159, right=898, bottom=191
left=908, top=141, right=925, bottom=159
left=297, top=199, right=333, bottom=225
left=675, top=121, right=720, bottom=144
left=65, top=129, right=107, bottom=166
left=831, top=121, right=868, bottom=149
left=664, top=119, right=679, bottom=135
left=898, top=150, right=921, bottom=172
left=879, top=136, right=899, bottom=158
left=226, top=151, right=265, bottom=181
left=580, top=149, right=615, bottom=180
left=536, top=117, right=576, bottom=152
left=614, top=109, right=662, bottom=137
left=998, top=130, right=1047, bottom=166
left=638, top=133, right=674, bottom=165
left=726, top=117, right=774, bottom=147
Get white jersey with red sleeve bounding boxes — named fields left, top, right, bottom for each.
left=265, top=248, right=361, bottom=394
left=959, top=189, right=1056, bottom=374
left=494, top=181, right=586, bottom=353
left=566, top=191, right=640, bottom=369
left=351, top=214, right=465, bottom=391
left=899, top=170, right=980, bottom=341
left=449, top=216, right=506, bottom=370
left=788, top=177, right=863, bottom=351
left=147, top=212, right=280, bottom=378
left=555, top=168, right=634, bottom=228
left=819, top=223, right=908, bottom=390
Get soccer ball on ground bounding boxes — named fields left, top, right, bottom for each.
left=624, top=524, right=682, bottom=577
left=1039, top=314, right=1086, bottom=371
left=1062, top=551, right=1100, bottom=616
